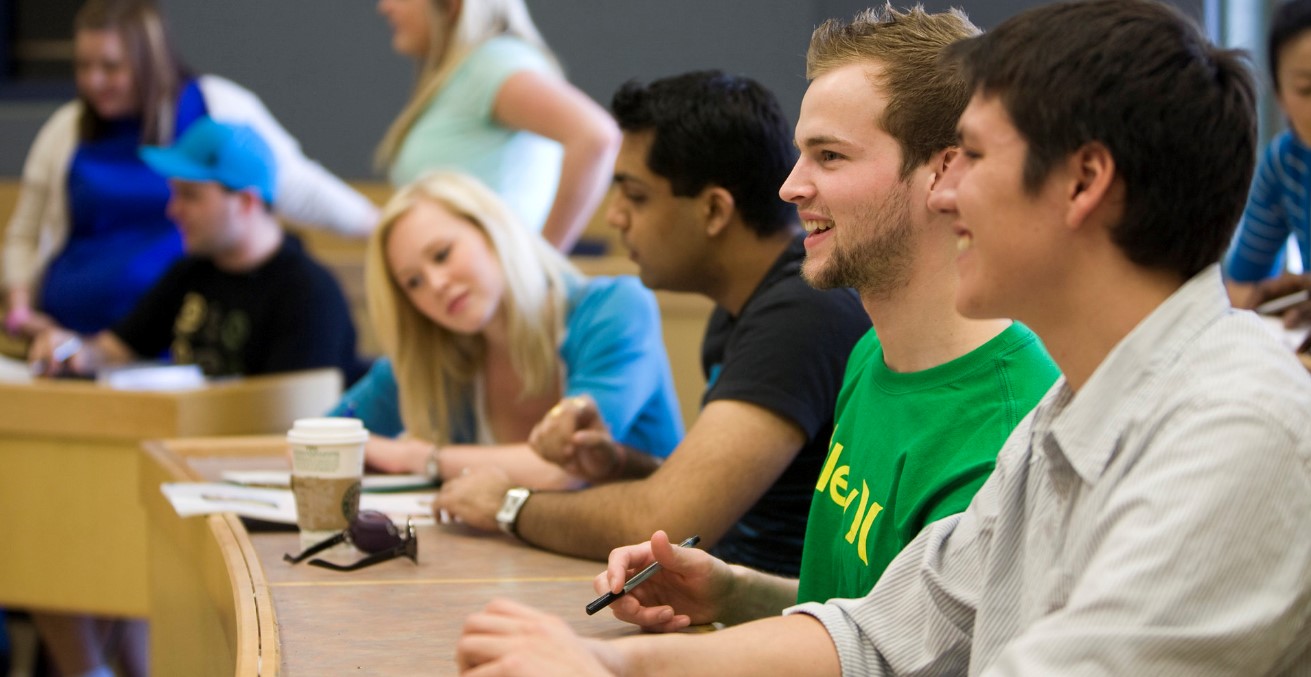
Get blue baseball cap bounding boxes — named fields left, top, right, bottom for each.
left=140, top=116, right=277, bottom=205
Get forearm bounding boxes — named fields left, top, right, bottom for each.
left=612, top=445, right=661, bottom=481
left=539, top=129, right=618, bottom=252
left=439, top=443, right=578, bottom=490
left=611, top=615, right=840, bottom=677
left=515, top=476, right=735, bottom=560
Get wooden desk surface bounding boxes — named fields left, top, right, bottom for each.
left=144, top=436, right=631, bottom=676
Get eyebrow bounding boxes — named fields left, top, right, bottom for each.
left=796, top=134, right=853, bottom=150
left=613, top=173, right=647, bottom=188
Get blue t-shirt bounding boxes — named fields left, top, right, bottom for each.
left=1225, top=129, right=1311, bottom=282
left=389, top=36, right=562, bottom=231
left=331, top=276, right=683, bottom=458
left=42, top=80, right=209, bottom=334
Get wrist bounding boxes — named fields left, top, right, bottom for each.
left=720, top=563, right=793, bottom=625
left=495, top=486, right=533, bottom=538
left=421, top=444, right=441, bottom=481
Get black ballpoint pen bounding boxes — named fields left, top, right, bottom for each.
left=586, top=535, right=701, bottom=615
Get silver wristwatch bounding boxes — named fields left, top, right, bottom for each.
left=495, top=487, right=532, bottom=537
left=423, top=447, right=441, bottom=482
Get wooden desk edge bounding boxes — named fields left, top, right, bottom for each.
left=143, top=440, right=280, bottom=675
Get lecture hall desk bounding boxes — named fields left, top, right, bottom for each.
left=0, top=369, right=342, bottom=620
left=141, top=435, right=631, bottom=676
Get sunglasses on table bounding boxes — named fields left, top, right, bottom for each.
left=283, top=510, right=418, bottom=571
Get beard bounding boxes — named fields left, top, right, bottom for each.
left=803, top=180, right=914, bottom=296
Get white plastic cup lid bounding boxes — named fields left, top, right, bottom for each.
left=287, top=417, right=369, bottom=446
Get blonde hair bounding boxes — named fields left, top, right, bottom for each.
left=75, top=0, right=190, bottom=145
left=374, top=0, right=561, bottom=169
left=807, top=3, right=979, bottom=178
left=366, top=171, right=581, bottom=445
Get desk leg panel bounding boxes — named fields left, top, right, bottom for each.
left=0, top=437, right=148, bottom=616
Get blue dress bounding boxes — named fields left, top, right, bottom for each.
left=40, top=81, right=208, bottom=334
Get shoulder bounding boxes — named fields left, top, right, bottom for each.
left=45, top=101, right=81, bottom=133
left=566, top=275, right=658, bottom=335
left=28, top=101, right=81, bottom=154
left=474, top=35, right=550, bottom=65
left=572, top=275, right=654, bottom=311
left=844, top=328, right=883, bottom=365
left=745, top=273, right=867, bottom=333
left=196, top=74, right=263, bottom=111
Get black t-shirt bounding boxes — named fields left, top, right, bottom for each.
left=701, top=236, right=870, bottom=576
left=112, top=234, right=364, bottom=383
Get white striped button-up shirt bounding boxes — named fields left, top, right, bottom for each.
left=790, top=265, right=1311, bottom=676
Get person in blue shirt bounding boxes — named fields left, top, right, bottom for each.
left=1227, top=0, right=1311, bottom=333
left=331, top=171, right=682, bottom=487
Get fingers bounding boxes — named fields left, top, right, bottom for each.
left=1281, top=301, right=1311, bottom=329
left=572, top=394, right=605, bottom=430
left=431, top=469, right=512, bottom=532
left=1254, top=272, right=1310, bottom=302
left=604, top=532, right=664, bottom=593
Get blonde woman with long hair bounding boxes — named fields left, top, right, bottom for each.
left=374, top=0, right=617, bottom=251
left=333, top=171, right=681, bottom=485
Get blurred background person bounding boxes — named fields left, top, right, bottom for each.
left=336, top=171, right=681, bottom=487
left=1227, top=0, right=1311, bottom=335
left=374, top=0, right=618, bottom=252
left=2, top=0, right=376, bottom=340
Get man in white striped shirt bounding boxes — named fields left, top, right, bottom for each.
left=454, top=1, right=1311, bottom=674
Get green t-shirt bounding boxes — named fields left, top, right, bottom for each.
left=390, top=36, right=563, bottom=230
left=796, top=322, right=1058, bottom=604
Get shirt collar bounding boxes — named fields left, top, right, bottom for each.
left=1044, top=264, right=1230, bottom=484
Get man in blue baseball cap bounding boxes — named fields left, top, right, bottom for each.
left=29, top=116, right=365, bottom=383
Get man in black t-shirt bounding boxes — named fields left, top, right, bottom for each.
left=30, top=116, right=362, bottom=383
left=435, top=72, right=870, bottom=576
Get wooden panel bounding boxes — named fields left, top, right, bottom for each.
left=0, top=370, right=344, bottom=619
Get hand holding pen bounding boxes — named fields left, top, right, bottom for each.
left=587, top=530, right=731, bottom=632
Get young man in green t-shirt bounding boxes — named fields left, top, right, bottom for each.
left=510, top=5, right=1059, bottom=633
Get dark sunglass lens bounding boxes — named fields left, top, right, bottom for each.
left=349, top=510, right=403, bottom=553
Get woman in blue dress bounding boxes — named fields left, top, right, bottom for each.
left=3, top=0, right=376, bottom=338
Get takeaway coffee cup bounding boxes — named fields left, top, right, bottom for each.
left=288, top=417, right=368, bottom=550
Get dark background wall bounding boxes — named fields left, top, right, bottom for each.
left=0, top=0, right=1204, bottom=179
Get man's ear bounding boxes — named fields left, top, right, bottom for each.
left=703, top=186, right=736, bottom=238
left=236, top=188, right=263, bottom=215
left=1065, top=141, right=1117, bottom=230
left=927, top=147, right=958, bottom=195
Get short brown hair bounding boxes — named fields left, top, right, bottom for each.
left=807, top=3, right=979, bottom=178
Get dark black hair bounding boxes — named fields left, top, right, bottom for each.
left=946, top=0, right=1256, bottom=279
left=1269, top=0, right=1311, bottom=91
left=610, top=70, right=797, bottom=236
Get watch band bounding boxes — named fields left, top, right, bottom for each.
left=496, top=487, right=532, bottom=538
left=423, top=446, right=440, bottom=482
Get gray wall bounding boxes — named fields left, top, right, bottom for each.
left=0, top=0, right=1204, bottom=179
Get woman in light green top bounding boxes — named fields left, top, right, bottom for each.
left=375, top=0, right=618, bottom=252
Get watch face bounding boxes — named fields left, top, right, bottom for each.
left=497, top=488, right=530, bottom=535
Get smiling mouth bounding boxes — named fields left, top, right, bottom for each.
left=803, top=220, right=833, bottom=234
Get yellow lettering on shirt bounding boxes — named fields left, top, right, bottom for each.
left=857, top=500, right=882, bottom=565
left=829, top=465, right=853, bottom=507
left=844, top=481, right=870, bottom=544
left=815, top=437, right=844, bottom=491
